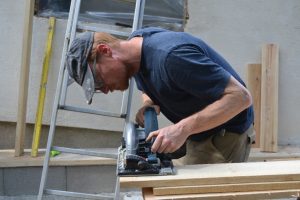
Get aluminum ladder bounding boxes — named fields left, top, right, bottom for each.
left=37, top=0, right=145, bottom=199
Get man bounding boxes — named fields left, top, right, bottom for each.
left=66, top=27, right=255, bottom=165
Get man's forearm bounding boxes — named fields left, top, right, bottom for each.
left=176, top=76, right=252, bottom=137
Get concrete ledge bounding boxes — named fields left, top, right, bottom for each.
left=0, top=149, right=117, bottom=168
left=1, top=145, right=300, bottom=168
left=249, top=145, right=300, bottom=162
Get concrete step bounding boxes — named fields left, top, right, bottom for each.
left=0, top=192, right=143, bottom=200
left=1, top=145, right=300, bottom=197
left=0, top=149, right=121, bottom=196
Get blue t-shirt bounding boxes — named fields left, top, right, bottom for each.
left=130, top=27, right=254, bottom=141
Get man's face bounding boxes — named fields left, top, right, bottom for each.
left=90, top=56, right=130, bottom=94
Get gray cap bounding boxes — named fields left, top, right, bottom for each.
left=66, top=32, right=95, bottom=104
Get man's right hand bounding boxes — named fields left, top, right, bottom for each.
left=135, top=105, right=160, bottom=127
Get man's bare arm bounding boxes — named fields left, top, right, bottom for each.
left=177, top=75, right=252, bottom=136
left=148, top=76, right=252, bottom=153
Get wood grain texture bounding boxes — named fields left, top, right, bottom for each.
left=144, top=189, right=300, bottom=200
left=120, top=160, right=300, bottom=188
left=247, top=64, right=262, bottom=148
left=260, top=44, right=279, bottom=152
left=143, top=188, right=156, bottom=200
left=153, top=181, right=300, bottom=195
left=15, top=0, right=35, bottom=156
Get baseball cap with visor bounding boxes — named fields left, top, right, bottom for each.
left=66, top=32, right=103, bottom=104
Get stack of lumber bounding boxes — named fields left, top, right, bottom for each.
left=120, top=160, right=300, bottom=200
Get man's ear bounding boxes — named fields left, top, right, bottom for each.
left=96, top=44, right=112, bottom=56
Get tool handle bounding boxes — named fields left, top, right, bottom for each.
left=144, top=107, right=158, bottom=137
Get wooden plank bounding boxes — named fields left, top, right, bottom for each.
left=153, top=181, right=300, bottom=195
left=247, top=64, right=262, bottom=148
left=120, top=160, right=300, bottom=188
left=143, top=188, right=156, bottom=200
left=15, top=0, right=35, bottom=156
left=260, top=44, right=279, bottom=152
left=146, top=189, right=300, bottom=200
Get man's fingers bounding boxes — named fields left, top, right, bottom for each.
left=146, top=131, right=158, bottom=142
left=136, top=115, right=144, bottom=127
left=153, top=105, right=160, bottom=114
left=150, top=134, right=162, bottom=153
left=157, top=141, right=168, bottom=153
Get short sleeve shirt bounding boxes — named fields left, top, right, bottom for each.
left=130, top=28, right=254, bottom=141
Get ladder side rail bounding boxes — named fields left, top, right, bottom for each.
left=116, top=2, right=146, bottom=200
left=120, top=0, right=146, bottom=122
left=59, top=0, right=82, bottom=106
left=37, top=0, right=78, bottom=199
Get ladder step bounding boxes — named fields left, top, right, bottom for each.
left=44, top=189, right=114, bottom=199
left=77, top=22, right=130, bottom=37
left=52, top=146, right=118, bottom=159
left=59, top=105, right=126, bottom=118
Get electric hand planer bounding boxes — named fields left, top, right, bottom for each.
left=117, top=107, right=185, bottom=176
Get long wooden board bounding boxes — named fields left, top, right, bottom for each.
left=153, top=181, right=300, bottom=195
left=260, top=44, right=279, bottom=152
left=247, top=63, right=262, bottom=148
left=15, top=0, right=35, bottom=156
left=120, top=160, right=300, bottom=188
left=144, top=189, right=300, bottom=200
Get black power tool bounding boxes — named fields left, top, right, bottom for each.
left=117, top=107, right=185, bottom=176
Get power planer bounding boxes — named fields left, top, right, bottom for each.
left=117, top=107, right=183, bottom=176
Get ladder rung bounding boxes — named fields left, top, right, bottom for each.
left=44, top=189, right=114, bottom=199
left=59, top=105, right=126, bottom=118
left=52, top=146, right=118, bottom=159
left=77, top=23, right=130, bottom=37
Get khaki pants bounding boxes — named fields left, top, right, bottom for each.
left=173, top=125, right=255, bottom=165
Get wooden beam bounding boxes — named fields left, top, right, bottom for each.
left=247, top=64, right=262, bottom=148
left=120, top=160, right=300, bottom=188
left=144, top=189, right=300, bottom=200
left=153, top=181, right=300, bottom=195
left=260, top=44, right=279, bottom=152
left=15, top=0, right=35, bottom=156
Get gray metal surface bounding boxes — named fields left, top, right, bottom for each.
left=37, top=0, right=80, bottom=199
left=125, top=122, right=138, bottom=155
left=59, top=105, right=126, bottom=118
left=38, top=0, right=146, bottom=199
left=37, top=0, right=187, bottom=31
left=45, top=190, right=113, bottom=199
left=52, top=146, right=118, bottom=159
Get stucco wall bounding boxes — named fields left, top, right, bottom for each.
left=0, top=0, right=299, bottom=145
left=185, top=0, right=300, bottom=145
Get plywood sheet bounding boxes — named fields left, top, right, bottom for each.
left=120, top=160, right=300, bottom=188
left=153, top=181, right=300, bottom=195
left=144, top=189, right=300, bottom=200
